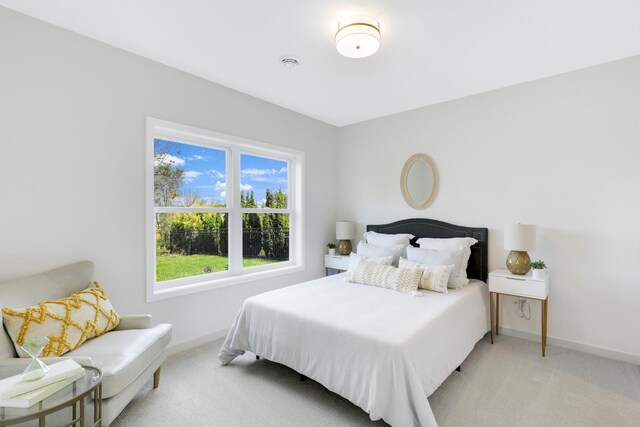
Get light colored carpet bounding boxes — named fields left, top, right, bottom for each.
left=112, top=334, right=640, bottom=426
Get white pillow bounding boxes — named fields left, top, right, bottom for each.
left=349, top=259, right=422, bottom=294
left=399, top=258, right=454, bottom=294
left=362, top=231, right=414, bottom=247
left=345, top=252, right=393, bottom=282
left=406, top=246, right=466, bottom=288
left=416, top=237, right=478, bottom=286
left=357, top=241, right=405, bottom=267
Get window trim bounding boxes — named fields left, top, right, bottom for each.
left=145, top=117, right=305, bottom=302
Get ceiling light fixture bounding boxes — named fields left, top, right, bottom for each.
left=335, top=15, right=381, bottom=59
left=280, top=56, right=300, bottom=69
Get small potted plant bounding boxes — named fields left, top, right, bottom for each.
left=327, top=243, right=336, bottom=255
left=530, top=260, right=547, bottom=280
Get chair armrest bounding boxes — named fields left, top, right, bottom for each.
left=114, top=314, right=152, bottom=330
left=0, top=356, right=94, bottom=370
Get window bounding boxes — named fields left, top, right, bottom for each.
left=146, top=118, right=304, bottom=301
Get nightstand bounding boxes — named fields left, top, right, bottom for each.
left=488, top=269, right=549, bottom=356
left=324, top=254, right=350, bottom=276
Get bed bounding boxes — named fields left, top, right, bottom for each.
left=219, top=218, right=490, bottom=427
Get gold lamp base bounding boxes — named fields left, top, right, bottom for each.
left=337, top=239, right=352, bottom=255
left=506, top=250, right=531, bottom=275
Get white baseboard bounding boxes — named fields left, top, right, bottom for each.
left=498, top=326, right=640, bottom=366
left=167, top=327, right=229, bottom=356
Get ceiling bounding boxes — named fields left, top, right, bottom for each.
left=2, top=0, right=639, bottom=126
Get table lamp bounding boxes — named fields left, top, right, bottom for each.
left=504, top=224, right=536, bottom=275
left=336, top=221, right=355, bottom=255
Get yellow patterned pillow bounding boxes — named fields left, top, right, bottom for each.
left=2, top=281, right=121, bottom=357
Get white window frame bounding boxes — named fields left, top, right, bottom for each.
left=146, top=117, right=304, bottom=302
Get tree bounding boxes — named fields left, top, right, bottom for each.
left=261, top=188, right=288, bottom=259
left=154, top=142, right=185, bottom=254
left=182, top=192, right=200, bottom=207
left=154, top=164, right=184, bottom=207
left=241, top=190, right=261, bottom=257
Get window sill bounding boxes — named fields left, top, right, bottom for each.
left=146, top=264, right=305, bottom=302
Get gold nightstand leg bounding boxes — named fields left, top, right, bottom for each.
left=542, top=298, right=548, bottom=357
left=495, top=293, right=500, bottom=336
left=489, top=292, right=495, bottom=344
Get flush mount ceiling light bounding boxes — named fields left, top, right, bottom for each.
left=335, top=15, right=381, bottom=59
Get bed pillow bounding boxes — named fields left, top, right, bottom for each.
left=416, top=237, right=478, bottom=286
left=345, top=252, right=393, bottom=282
left=357, top=241, right=405, bottom=266
left=406, top=246, right=466, bottom=289
left=349, top=258, right=422, bottom=294
left=362, top=231, right=414, bottom=247
left=398, top=258, right=454, bottom=294
left=2, top=281, right=121, bottom=357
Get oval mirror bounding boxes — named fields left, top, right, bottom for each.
left=400, top=153, right=438, bottom=209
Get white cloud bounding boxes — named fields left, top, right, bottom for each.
left=247, top=176, right=288, bottom=184
left=207, top=169, right=225, bottom=179
left=241, top=167, right=287, bottom=184
left=220, top=191, right=226, bottom=198
left=187, top=154, right=208, bottom=161
left=183, top=170, right=203, bottom=183
left=214, top=181, right=226, bottom=191
left=154, top=154, right=185, bottom=167
left=241, top=168, right=278, bottom=176
left=240, top=183, right=253, bottom=191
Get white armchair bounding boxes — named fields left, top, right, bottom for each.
left=0, top=261, right=173, bottom=426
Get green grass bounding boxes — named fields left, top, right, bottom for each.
left=156, top=254, right=281, bottom=282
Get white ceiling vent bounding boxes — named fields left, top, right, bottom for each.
left=280, top=56, right=300, bottom=69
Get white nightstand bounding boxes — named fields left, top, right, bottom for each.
left=488, top=269, right=549, bottom=356
left=324, top=254, right=350, bottom=276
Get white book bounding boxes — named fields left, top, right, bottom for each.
left=0, top=371, right=85, bottom=408
left=0, top=360, right=84, bottom=400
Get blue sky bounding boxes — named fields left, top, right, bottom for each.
left=154, top=139, right=288, bottom=206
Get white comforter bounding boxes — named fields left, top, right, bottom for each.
left=219, top=273, right=489, bottom=427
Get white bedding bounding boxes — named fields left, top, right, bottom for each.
left=219, top=273, right=490, bottom=427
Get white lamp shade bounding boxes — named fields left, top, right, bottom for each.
left=504, top=224, right=536, bottom=251
left=336, top=221, right=355, bottom=240
left=335, top=16, right=381, bottom=58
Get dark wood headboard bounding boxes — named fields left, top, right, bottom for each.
left=366, top=218, right=489, bottom=282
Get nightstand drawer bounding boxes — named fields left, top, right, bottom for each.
left=325, top=255, right=350, bottom=271
left=489, top=275, right=548, bottom=299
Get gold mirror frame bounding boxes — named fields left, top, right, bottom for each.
left=400, top=153, right=439, bottom=210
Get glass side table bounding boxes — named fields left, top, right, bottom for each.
left=0, top=365, right=102, bottom=427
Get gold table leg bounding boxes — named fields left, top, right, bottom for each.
left=542, top=298, right=548, bottom=357
left=79, top=396, right=84, bottom=427
left=495, top=293, right=500, bottom=335
left=489, top=292, right=495, bottom=344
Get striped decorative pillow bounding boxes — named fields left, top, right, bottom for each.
left=406, top=246, right=466, bottom=289
left=399, top=258, right=455, bottom=294
left=350, top=258, right=422, bottom=294
left=344, top=252, right=393, bottom=282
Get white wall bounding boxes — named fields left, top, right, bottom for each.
left=2, top=5, right=639, bottom=363
left=338, top=56, right=640, bottom=361
left=0, top=7, right=338, bottom=350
